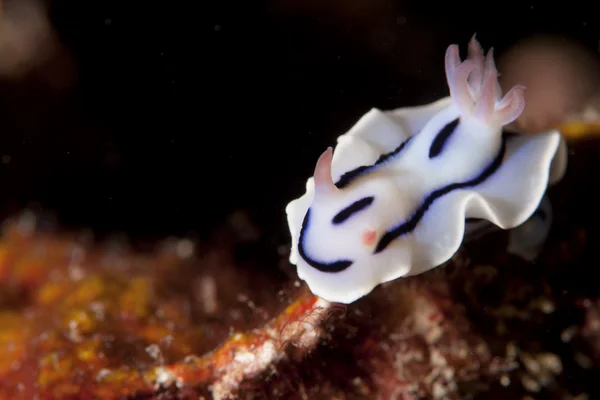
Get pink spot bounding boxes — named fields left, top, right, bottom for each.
left=361, top=230, right=377, bottom=246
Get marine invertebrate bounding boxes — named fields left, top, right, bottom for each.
left=286, top=35, right=567, bottom=304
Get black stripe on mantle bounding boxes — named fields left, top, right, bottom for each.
left=335, top=136, right=413, bottom=189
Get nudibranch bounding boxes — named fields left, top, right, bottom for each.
left=285, top=35, right=568, bottom=304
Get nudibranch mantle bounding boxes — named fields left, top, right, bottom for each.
left=285, top=36, right=568, bottom=304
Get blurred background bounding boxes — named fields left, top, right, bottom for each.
left=0, top=0, right=598, bottom=243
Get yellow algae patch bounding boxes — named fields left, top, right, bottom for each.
left=38, top=352, right=73, bottom=389
left=0, top=312, right=27, bottom=375
left=557, top=121, right=600, bottom=141
left=36, top=280, right=69, bottom=306
left=0, top=245, right=9, bottom=280
left=64, top=275, right=113, bottom=307
left=76, top=337, right=103, bottom=363
left=12, top=255, right=47, bottom=287
left=63, top=309, right=97, bottom=341
left=139, top=323, right=171, bottom=344
left=119, top=276, right=153, bottom=319
left=74, top=336, right=110, bottom=373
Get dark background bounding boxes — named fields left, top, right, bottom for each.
left=0, top=0, right=598, bottom=243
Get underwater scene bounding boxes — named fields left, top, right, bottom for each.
left=0, top=0, right=599, bottom=399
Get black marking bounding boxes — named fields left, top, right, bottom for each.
left=332, top=196, right=374, bottom=225
left=374, top=133, right=511, bottom=254
left=335, top=136, right=413, bottom=189
left=335, top=166, right=371, bottom=189
left=429, top=118, right=459, bottom=159
left=374, top=136, right=413, bottom=164
left=298, top=209, right=353, bottom=273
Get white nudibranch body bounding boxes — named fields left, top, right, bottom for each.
left=285, top=35, right=568, bottom=304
